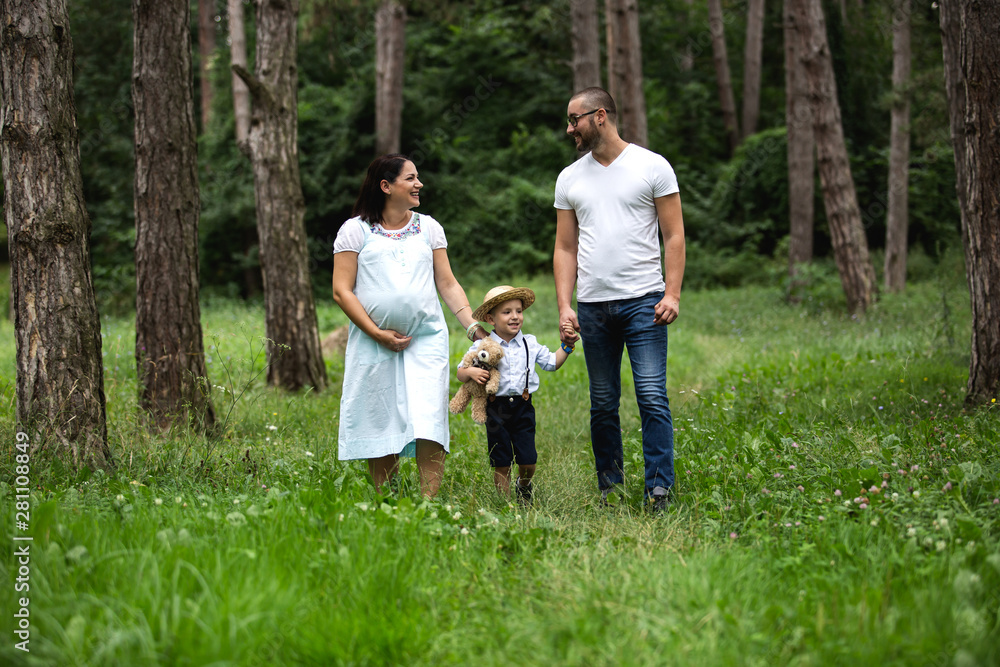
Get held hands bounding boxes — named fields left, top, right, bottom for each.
left=377, top=329, right=412, bottom=352
left=654, top=295, right=679, bottom=325
left=559, top=309, right=580, bottom=345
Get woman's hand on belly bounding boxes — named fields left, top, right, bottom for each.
left=374, top=328, right=413, bottom=353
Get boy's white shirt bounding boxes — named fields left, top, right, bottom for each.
left=458, top=330, right=557, bottom=397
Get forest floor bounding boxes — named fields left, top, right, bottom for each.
left=1, top=273, right=998, bottom=665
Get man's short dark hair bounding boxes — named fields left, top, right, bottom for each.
left=571, top=87, right=617, bottom=124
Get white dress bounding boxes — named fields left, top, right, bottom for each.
left=337, top=214, right=450, bottom=459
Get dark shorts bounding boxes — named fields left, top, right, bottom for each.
left=485, top=395, right=537, bottom=468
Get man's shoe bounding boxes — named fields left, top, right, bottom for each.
left=600, top=485, right=624, bottom=507
left=649, top=486, right=671, bottom=514
left=515, top=479, right=533, bottom=507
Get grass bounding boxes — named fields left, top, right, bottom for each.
left=1, top=270, right=998, bottom=666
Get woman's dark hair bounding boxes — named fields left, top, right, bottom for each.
left=352, top=153, right=411, bottom=224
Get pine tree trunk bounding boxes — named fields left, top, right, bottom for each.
left=742, top=0, right=765, bottom=138
left=375, top=0, right=405, bottom=156
left=198, top=0, right=216, bottom=132
left=791, top=0, right=876, bottom=314
left=605, top=0, right=647, bottom=146
left=133, top=0, right=216, bottom=431
left=234, top=0, right=327, bottom=392
left=571, top=0, right=601, bottom=91
left=707, top=0, right=740, bottom=153
left=939, top=0, right=1000, bottom=406
left=228, top=0, right=251, bottom=150
left=784, top=0, right=815, bottom=290
left=884, top=0, right=911, bottom=293
left=1, top=0, right=111, bottom=470
left=678, top=0, right=695, bottom=72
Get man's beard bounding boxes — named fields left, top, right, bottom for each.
left=575, top=128, right=598, bottom=153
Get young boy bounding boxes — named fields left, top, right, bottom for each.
left=457, top=285, right=575, bottom=505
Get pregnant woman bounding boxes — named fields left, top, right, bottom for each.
left=332, top=154, right=486, bottom=497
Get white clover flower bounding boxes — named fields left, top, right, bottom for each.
left=460, top=527, right=469, bottom=535
left=907, top=528, right=917, bottom=537
left=154, top=498, right=163, bottom=505
left=452, top=511, right=462, bottom=521
left=936, top=541, right=947, bottom=552
left=305, top=451, right=314, bottom=457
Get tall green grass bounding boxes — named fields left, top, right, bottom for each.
left=1, top=271, right=997, bottom=666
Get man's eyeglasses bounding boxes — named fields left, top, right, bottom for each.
left=567, top=109, right=600, bottom=127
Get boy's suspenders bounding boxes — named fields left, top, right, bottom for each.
left=521, top=338, right=530, bottom=400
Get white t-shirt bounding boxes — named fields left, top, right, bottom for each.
left=333, top=212, right=448, bottom=253
left=553, top=143, right=679, bottom=302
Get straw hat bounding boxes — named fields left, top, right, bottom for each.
left=472, top=285, right=536, bottom=322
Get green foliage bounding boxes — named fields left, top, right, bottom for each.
left=59, top=0, right=964, bottom=301
left=2, top=277, right=998, bottom=665
left=68, top=0, right=136, bottom=313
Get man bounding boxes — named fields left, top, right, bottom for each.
left=553, top=87, right=685, bottom=513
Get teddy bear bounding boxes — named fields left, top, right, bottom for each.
left=449, top=337, right=505, bottom=424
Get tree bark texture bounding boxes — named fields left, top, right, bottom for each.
left=571, top=0, right=601, bottom=92
left=0, top=0, right=111, bottom=470
left=791, top=0, right=876, bottom=314
left=198, top=0, right=216, bottom=132
left=228, top=0, right=251, bottom=149
left=605, top=0, right=648, bottom=147
left=883, top=0, right=911, bottom=293
left=707, top=0, right=740, bottom=154
left=742, top=0, right=765, bottom=138
left=375, top=0, right=405, bottom=156
left=939, top=0, right=1000, bottom=406
left=132, top=0, right=216, bottom=430
left=678, top=0, right=695, bottom=72
left=235, top=0, right=327, bottom=392
left=784, top=0, right=815, bottom=285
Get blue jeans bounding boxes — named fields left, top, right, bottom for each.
left=578, top=292, right=674, bottom=496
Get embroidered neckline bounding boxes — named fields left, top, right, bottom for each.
left=370, top=213, right=421, bottom=240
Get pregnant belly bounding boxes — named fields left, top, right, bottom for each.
left=361, top=289, right=436, bottom=335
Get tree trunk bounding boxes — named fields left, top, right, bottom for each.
left=198, top=0, right=216, bottom=132
left=132, top=0, right=216, bottom=431
left=939, top=0, right=1000, bottom=406
left=883, top=0, right=911, bottom=293
left=1, top=0, right=111, bottom=470
left=742, top=0, right=765, bottom=138
left=678, top=0, right=695, bottom=72
left=375, top=0, right=405, bottom=156
left=707, top=0, right=740, bottom=153
left=784, top=0, right=815, bottom=290
left=571, top=0, right=601, bottom=91
left=228, top=0, right=251, bottom=150
left=234, top=0, right=327, bottom=392
left=605, top=0, right=647, bottom=146
left=791, top=0, right=876, bottom=314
